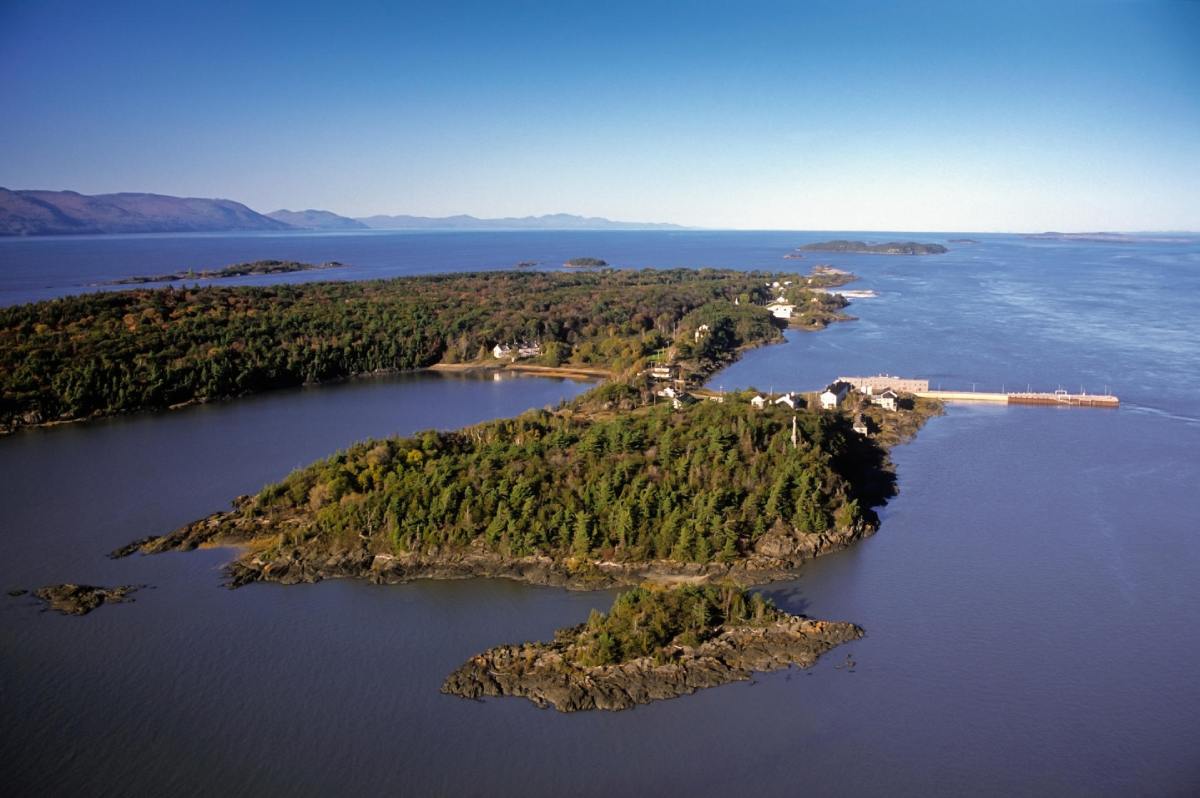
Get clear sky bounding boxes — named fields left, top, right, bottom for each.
left=1, top=0, right=1197, bottom=231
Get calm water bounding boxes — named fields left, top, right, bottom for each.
left=2, top=232, right=1199, bottom=795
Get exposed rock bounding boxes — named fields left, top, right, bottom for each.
left=31, top=584, right=140, bottom=615
left=114, top=508, right=875, bottom=591
left=442, top=615, right=863, bottom=712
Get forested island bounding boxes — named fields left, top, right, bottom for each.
left=564, top=257, right=608, bottom=268
left=3, top=267, right=824, bottom=433
left=102, top=259, right=345, bottom=285
left=442, top=584, right=863, bottom=711
left=798, top=240, right=948, bottom=255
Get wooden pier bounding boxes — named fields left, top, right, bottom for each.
left=915, top=389, right=1119, bottom=408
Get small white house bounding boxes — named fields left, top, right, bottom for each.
left=494, top=341, right=541, bottom=360
left=820, top=381, right=850, bottom=409
left=693, top=323, right=710, bottom=342
left=656, top=386, right=692, bottom=410
left=750, top=394, right=767, bottom=409
left=773, top=391, right=801, bottom=410
left=766, top=300, right=795, bottom=319
left=874, top=388, right=899, bottom=411
left=852, top=416, right=869, bottom=435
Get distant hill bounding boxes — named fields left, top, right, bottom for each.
left=0, top=188, right=292, bottom=236
left=1022, top=231, right=1197, bottom=244
left=356, top=212, right=687, bottom=231
left=267, top=208, right=368, bottom=230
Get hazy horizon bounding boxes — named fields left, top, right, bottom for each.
left=2, top=1, right=1197, bottom=232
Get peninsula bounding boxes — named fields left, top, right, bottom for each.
left=797, top=240, right=948, bottom=255
left=2, top=267, right=849, bottom=433
left=112, top=387, right=937, bottom=591
left=442, top=584, right=863, bottom=711
left=14, top=263, right=940, bottom=708
left=102, top=259, right=346, bottom=285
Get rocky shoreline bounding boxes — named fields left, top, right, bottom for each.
left=112, top=508, right=877, bottom=591
left=442, top=613, right=864, bottom=712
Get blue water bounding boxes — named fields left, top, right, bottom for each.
left=2, top=231, right=1199, bottom=795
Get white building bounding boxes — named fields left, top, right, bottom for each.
left=838, top=374, right=930, bottom=395
left=773, top=391, right=802, bottom=410
left=873, top=388, right=899, bottom=411
left=656, top=386, right=692, bottom=410
left=766, top=299, right=795, bottom=319
left=693, top=323, right=710, bottom=342
left=750, top=394, right=767, bottom=409
left=647, top=364, right=676, bottom=381
left=820, top=381, right=850, bottom=409
left=493, top=341, right=541, bottom=360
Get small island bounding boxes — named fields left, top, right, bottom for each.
left=797, top=240, right=948, bottom=255
left=563, top=257, right=608, bottom=268
left=103, top=259, right=345, bottom=285
left=442, top=583, right=863, bottom=711
left=947, top=238, right=979, bottom=244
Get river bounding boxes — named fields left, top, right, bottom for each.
left=2, top=232, right=1198, bottom=795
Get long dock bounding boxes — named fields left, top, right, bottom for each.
left=915, top=389, right=1119, bottom=408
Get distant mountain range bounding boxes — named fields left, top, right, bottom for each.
left=267, top=208, right=369, bottom=230
left=355, top=212, right=687, bottom=230
left=0, top=188, right=687, bottom=236
left=0, top=188, right=292, bottom=236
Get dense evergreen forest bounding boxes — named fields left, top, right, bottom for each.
left=1, top=268, right=794, bottom=431
left=232, top=394, right=880, bottom=569
left=570, top=584, right=782, bottom=666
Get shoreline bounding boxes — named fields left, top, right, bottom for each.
left=0, top=361, right=611, bottom=437
left=443, top=610, right=865, bottom=712
left=427, top=362, right=613, bottom=380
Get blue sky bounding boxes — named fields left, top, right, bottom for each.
left=1, top=0, right=1197, bottom=231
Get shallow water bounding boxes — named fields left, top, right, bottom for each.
left=2, top=232, right=1199, bottom=795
